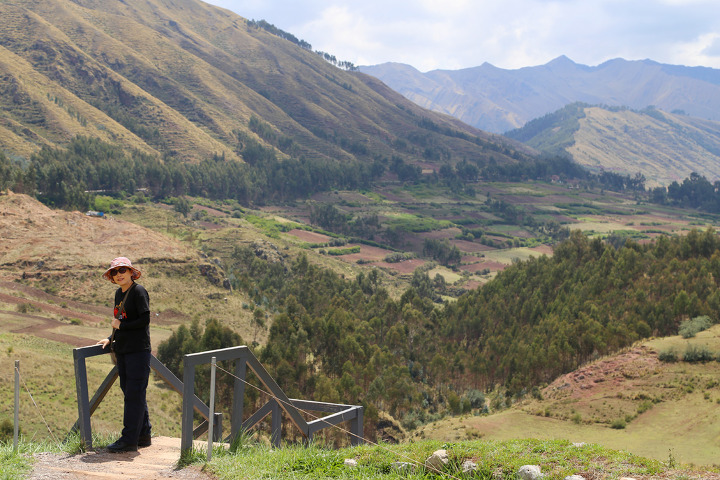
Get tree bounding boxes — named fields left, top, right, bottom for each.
left=173, top=196, right=191, bottom=217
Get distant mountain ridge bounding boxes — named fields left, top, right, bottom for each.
left=360, top=56, right=720, bottom=134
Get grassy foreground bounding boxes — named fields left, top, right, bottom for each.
left=3, top=436, right=717, bottom=479
left=0, top=440, right=58, bottom=480
left=198, top=438, right=683, bottom=480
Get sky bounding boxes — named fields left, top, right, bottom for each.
left=203, top=0, right=720, bottom=72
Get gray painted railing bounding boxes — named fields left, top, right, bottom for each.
left=71, top=344, right=363, bottom=453
left=70, top=344, right=219, bottom=449
left=180, top=345, right=364, bottom=453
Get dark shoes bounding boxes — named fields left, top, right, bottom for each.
left=107, top=434, right=151, bottom=452
left=107, top=439, right=138, bottom=453
left=138, top=434, right=152, bottom=448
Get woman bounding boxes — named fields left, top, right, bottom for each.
left=97, top=257, right=152, bottom=453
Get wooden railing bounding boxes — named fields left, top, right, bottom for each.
left=71, top=344, right=363, bottom=453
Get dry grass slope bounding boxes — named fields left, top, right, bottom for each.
left=0, top=0, right=528, bottom=170
left=567, top=107, right=720, bottom=186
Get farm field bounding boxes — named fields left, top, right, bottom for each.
left=259, top=181, right=720, bottom=290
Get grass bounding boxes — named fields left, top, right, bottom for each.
left=202, top=438, right=670, bottom=480
left=0, top=431, right=122, bottom=480
left=245, top=214, right=301, bottom=238
left=3, top=436, right=716, bottom=480
left=0, top=440, right=45, bottom=480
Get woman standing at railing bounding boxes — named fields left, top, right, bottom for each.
left=97, top=257, right=153, bottom=453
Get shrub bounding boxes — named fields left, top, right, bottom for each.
left=0, top=417, right=17, bottom=442
left=611, top=418, right=626, bottom=429
left=679, top=315, right=712, bottom=338
left=384, top=252, right=415, bottom=263
left=93, top=195, right=124, bottom=214
left=447, top=391, right=462, bottom=415
left=327, top=246, right=360, bottom=256
left=683, top=344, right=714, bottom=363
left=464, top=389, right=486, bottom=409
left=658, top=349, right=678, bottom=362
left=637, top=400, right=653, bottom=414
left=16, top=303, right=39, bottom=314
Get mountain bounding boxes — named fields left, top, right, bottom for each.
left=505, top=103, right=720, bottom=186
left=0, top=0, right=529, bottom=173
left=359, top=56, right=720, bottom=134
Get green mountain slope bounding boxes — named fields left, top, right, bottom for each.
left=0, top=0, right=529, bottom=171
left=505, top=103, right=720, bottom=186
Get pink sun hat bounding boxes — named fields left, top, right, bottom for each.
left=102, top=257, right=142, bottom=283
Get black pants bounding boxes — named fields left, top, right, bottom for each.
left=116, top=350, right=152, bottom=444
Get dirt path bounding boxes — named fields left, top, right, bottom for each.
left=0, top=291, right=107, bottom=326
left=0, top=281, right=110, bottom=318
left=29, top=437, right=216, bottom=480
left=0, top=308, right=99, bottom=347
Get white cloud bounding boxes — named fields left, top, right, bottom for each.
left=670, top=33, right=720, bottom=68
left=204, top=0, right=720, bottom=70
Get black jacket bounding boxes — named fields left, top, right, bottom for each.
left=110, top=282, right=151, bottom=354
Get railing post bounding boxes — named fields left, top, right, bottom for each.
left=181, top=360, right=196, bottom=454
left=207, top=357, right=216, bottom=461
left=271, top=398, right=281, bottom=447
left=231, top=356, right=247, bottom=441
left=350, top=406, right=364, bottom=446
left=73, top=349, right=93, bottom=448
left=213, top=412, right=223, bottom=442
left=14, top=360, right=19, bottom=453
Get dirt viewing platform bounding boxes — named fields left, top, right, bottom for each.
left=28, top=437, right=215, bottom=480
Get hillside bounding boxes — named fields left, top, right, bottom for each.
left=4, top=188, right=720, bottom=467
left=359, top=56, right=720, bottom=134
left=504, top=103, right=720, bottom=186
left=0, top=0, right=529, bottom=172
left=414, top=327, right=720, bottom=466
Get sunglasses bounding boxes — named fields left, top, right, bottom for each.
left=109, top=267, right=130, bottom=277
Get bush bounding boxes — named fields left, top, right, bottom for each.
left=16, top=303, right=39, bottom=314
left=0, top=417, right=17, bottom=442
left=464, top=389, right=486, bottom=409
left=658, top=349, right=678, bottom=362
left=384, top=252, right=415, bottom=263
left=611, top=418, right=626, bottom=429
left=327, top=246, right=360, bottom=256
left=447, top=391, right=463, bottom=415
left=683, top=344, right=714, bottom=363
left=679, top=315, right=712, bottom=338
left=637, top=400, right=653, bottom=414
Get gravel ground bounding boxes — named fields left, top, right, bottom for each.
left=27, top=437, right=217, bottom=480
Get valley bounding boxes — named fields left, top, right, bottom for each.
left=3, top=182, right=720, bottom=468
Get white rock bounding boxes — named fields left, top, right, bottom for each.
left=564, top=476, right=586, bottom=480
left=344, top=459, right=357, bottom=467
left=391, top=461, right=415, bottom=473
left=572, top=442, right=586, bottom=447
left=518, top=464, right=544, bottom=480
left=461, top=460, right=477, bottom=473
left=425, top=449, right=449, bottom=471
